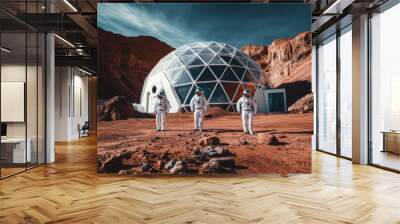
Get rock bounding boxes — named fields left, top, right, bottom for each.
left=267, top=135, right=281, bottom=145
left=193, top=149, right=207, bottom=162
left=288, top=93, right=313, bottom=113
left=257, top=133, right=281, bottom=145
left=151, top=136, right=161, bottom=142
left=97, top=96, right=135, bottom=121
left=201, top=157, right=236, bottom=174
left=118, top=170, right=128, bottom=175
left=200, top=146, right=234, bottom=158
left=210, top=157, right=236, bottom=168
left=169, top=160, right=188, bottom=174
left=198, top=136, right=220, bottom=146
left=164, top=160, right=175, bottom=170
left=154, top=160, right=164, bottom=170
left=200, top=160, right=219, bottom=173
left=160, top=151, right=170, bottom=160
left=240, top=140, right=250, bottom=145
left=98, top=151, right=134, bottom=173
left=141, top=163, right=152, bottom=172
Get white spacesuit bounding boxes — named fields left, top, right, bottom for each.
left=236, top=89, right=258, bottom=134
left=154, top=92, right=170, bottom=131
left=190, top=88, right=208, bottom=132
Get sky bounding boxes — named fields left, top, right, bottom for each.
left=98, top=3, right=311, bottom=49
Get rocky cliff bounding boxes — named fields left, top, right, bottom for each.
left=98, top=29, right=174, bottom=102
left=241, top=32, right=312, bottom=89
left=241, top=32, right=312, bottom=108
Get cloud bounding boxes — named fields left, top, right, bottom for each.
left=98, top=4, right=311, bottom=48
left=98, top=4, right=203, bottom=47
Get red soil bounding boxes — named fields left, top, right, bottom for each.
left=97, top=112, right=313, bottom=175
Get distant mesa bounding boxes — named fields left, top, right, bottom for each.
left=98, top=28, right=175, bottom=102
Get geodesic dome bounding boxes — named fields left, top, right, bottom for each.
left=140, top=41, right=265, bottom=112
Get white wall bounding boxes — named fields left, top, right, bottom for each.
left=55, top=67, right=89, bottom=141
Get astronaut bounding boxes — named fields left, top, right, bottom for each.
left=236, top=89, right=258, bottom=134
left=154, top=92, right=170, bottom=131
left=190, top=88, right=208, bottom=132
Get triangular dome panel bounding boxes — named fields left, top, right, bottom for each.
left=209, top=83, right=229, bottom=103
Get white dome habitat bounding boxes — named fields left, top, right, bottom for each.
left=139, top=41, right=267, bottom=113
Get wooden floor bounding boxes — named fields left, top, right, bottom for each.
left=1, top=136, right=400, bottom=224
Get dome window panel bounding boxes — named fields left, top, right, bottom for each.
left=209, top=44, right=223, bottom=54
left=167, top=60, right=183, bottom=70
left=221, top=82, right=239, bottom=100
left=199, top=48, right=214, bottom=55
left=233, top=84, right=245, bottom=102
left=184, top=85, right=197, bottom=105
left=188, top=66, right=205, bottom=80
left=209, top=65, right=227, bottom=79
left=199, top=53, right=215, bottom=64
left=191, top=47, right=204, bottom=53
left=197, top=66, right=217, bottom=82
left=179, top=55, right=195, bottom=65
left=221, top=67, right=239, bottom=81
left=220, top=55, right=232, bottom=64
left=174, top=69, right=193, bottom=85
left=187, top=57, right=205, bottom=66
left=225, top=45, right=236, bottom=54
left=242, top=69, right=257, bottom=83
left=248, top=60, right=260, bottom=70
left=235, top=50, right=246, bottom=58
left=231, top=66, right=246, bottom=80
left=175, top=84, right=193, bottom=104
left=166, top=68, right=183, bottom=84
left=181, top=49, right=195, bottom=57
left=209, top=83, right=229, bottom=103
left=196, top=82, right=217, bottom=100
left=220, top=48, right=232, bottom=56
left=209, top=56, right=226, bottom=65
left=230, top=57, right=244, bottom=67
left=250, top=69, right=262, bottom=79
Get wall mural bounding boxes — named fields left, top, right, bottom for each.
left=97, top=3, right=313, bottom=175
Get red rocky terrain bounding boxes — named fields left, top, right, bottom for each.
left=97, top=112, right=312, bottom=175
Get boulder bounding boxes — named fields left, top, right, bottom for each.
left=240, top=140, right=250, bottom=145
left=257, top=133, right=281, bottom=145
left=200, top=146, right=234, bottom=158
left=98, top=151, right=134, bottom=173
left=288, top=93, right=313, bottom=113
left=169, top=160, right=188, bottom=174
left=201, top=157, right=236, bottom=174
left=141, top=163, right=152, bottom=172
left=164, top=159, right=175, bottom=170
left=198, top=136, right=220, bottom=146
left=97, top=96, right=135, bottom=121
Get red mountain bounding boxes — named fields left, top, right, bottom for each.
left=241, top=32, right=312, bottom=109
left=98, top=29, right=174, bottom=102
